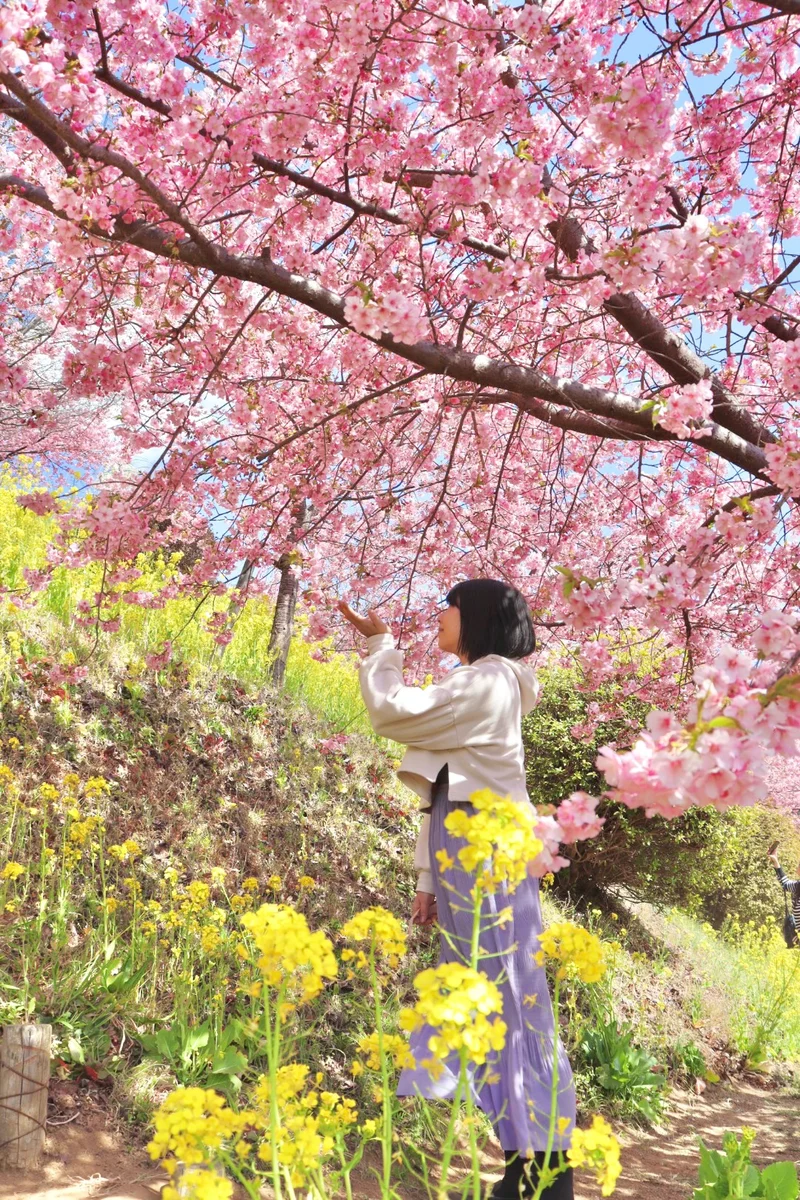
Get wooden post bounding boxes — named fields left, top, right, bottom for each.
left=0, top=1024, right=51, bottom=1168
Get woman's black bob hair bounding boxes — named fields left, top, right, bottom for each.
left=444, top=579, right=535, bottom=663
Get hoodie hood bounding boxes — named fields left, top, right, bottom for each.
left=479, top=654, right=541, bottom=716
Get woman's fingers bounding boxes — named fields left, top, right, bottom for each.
left=337, top=599, right=371, bottom=636
left=366, top=608, right=390, bottom=635
left=411, top=891, right=437, bottom=927
left=338, top=599, right=390, bottom=638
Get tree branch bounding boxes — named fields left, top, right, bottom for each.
left=0, top=172, right=771, bottom=481
left=0, top=92, right=75, bottom=172
left=0, top=71, right=216, bottom=257
left=749, top=0, right=800, bottom=13
left=548, top=217, right=776, bottom=450
left=472, top=391, right=665, bottom=442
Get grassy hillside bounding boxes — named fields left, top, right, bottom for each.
left=1, top=647, right=797, bottom=1139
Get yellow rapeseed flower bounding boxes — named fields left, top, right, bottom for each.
left=341, top=906, right=407, bottom=969
left=240, top=903, right=337, bottom=1002
left=184, top=880, right=211, bottom=912
left=356, top=1032, right=415, bottom=1072
left=200, top=926, right=221, bottom=955
left=162, top=1165, right=233, bottom=1200
left=253, top=1065, right=358, bottom=1187
left=62, top=845, right=81, bottom=869
left=108, top=839, right=141, bottom=862
left=148, top=1087, right=252, bottom=1173
left=84, top=775, right=111, bottom=798
left=535, top=921, right=608, bottom=984
left=297, top=875, right=316, bottom=891
left=443, top=788, right=543, bottom=893
left=399, top=963, right=506, bottom=1065
left=210, top=866, right=227, bottom=887
left=266, top=874, right=282, bottom=891
left=242, top=877, right=259, bottom=891
left=567, top=1115, right=622, bottom=1196
left=1, top=861, right=26, bottom=881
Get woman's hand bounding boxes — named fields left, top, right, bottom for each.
left=338, top=599, right=390, bottom=639
left=411, top=891, right=438, bottom=928
left=768, top=840, right=780, bottom=868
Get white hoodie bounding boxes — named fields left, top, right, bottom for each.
left=358, top=632, right=540, bottom=892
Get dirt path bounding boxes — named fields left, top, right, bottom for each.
left=0, top=1122, right=165, bottom=1200
left=574, top=1082, right=800, bottom=1200
left=1, top=1083, right=796, bottom=1200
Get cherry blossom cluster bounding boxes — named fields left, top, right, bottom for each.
left=653, top=380, right=714, bottom=440
left=596, top=617, right=800, bottom=817
left=764, top=435, right=800, bottom=496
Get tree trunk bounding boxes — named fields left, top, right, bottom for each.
left=266, top=499, right=309, bottom=686
left=0, top=1024, right=51, bottom=1169
left=267, top=552, right=300, bottom=687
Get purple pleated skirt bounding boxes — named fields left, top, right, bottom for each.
left=396, top=774, right=576, bottom=1154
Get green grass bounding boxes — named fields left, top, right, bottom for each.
left=622, top=902, right=800, bottom=1067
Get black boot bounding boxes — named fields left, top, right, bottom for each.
left=489, top=1151, right=574, bottom=1200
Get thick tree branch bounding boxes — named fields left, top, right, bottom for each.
left=0, top=172, right=770, bottom=483
left=92, top=7, right=172, bottom=115
left=0, top=92, right=75, bottom=172
left=251, top=154, right=508, bottom=261
left=548, top=218, right=776, bottom=450
left=750, top=0, right=800, bottom=13
left=472, top=391, right=664, bottom=442
left=0, top=71, right=217, bottom=258
left=761, top=314, right=799, bottom=342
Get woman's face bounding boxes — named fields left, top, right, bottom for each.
left=437, top=602, right=462, bottom=657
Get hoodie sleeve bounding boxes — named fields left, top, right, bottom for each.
left=358, top=633, right=465, bottom=749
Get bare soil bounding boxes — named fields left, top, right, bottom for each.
left=0, top=1122, right=164, bottom=1200
left=573, top=1081, right=800, bottom=1200
left=1, top=1082, right=796, bottom=1200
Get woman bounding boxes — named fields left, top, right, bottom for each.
left=338, top=579, right=575, bottom=1200
left=767, top=841, right=800, bottom=948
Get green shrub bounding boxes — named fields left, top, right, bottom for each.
left=578, top=1009, right=666, bottom=1123
left=522, top=668, right=800, bottom=930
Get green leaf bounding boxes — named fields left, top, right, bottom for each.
left=205, top=1071, right=242, bottom=1093
left=155, top=1028, right=175, bottom=1060
left=743, top=1164, right=762, bottom=1195
left=697, top=1141, right=722, bottom=1186
left=182, top=1022, right=210, bottom=1057
left=218, top=1019, right=244, bottom=1052
left=66, top=1036, right=85, bottom=1065
left=210, top=1047, right=248, bottom=1077
left=761, top=1162, right=799, bottom=1200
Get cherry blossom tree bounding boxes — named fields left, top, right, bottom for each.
left=3, top=0, right=800, bottom=822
